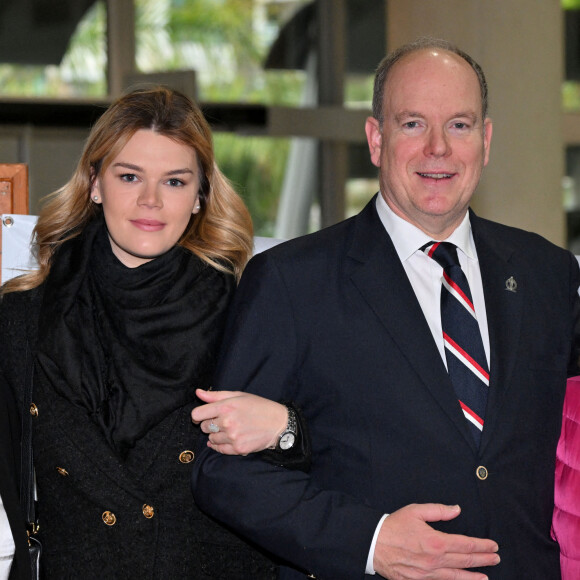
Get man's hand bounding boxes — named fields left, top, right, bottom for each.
left=191, top=389, right=288, bottom=455
left=374, top=504, right=500, bottom=579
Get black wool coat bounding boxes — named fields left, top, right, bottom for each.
left=0, top=284, right=278, bottom=580
left=0, top=374, right=32, bottom=580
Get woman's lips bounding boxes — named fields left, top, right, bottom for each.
left=130, top=219, right=165, bottom=231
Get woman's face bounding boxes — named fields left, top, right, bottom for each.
left=91, top=129, right=201, bottom=268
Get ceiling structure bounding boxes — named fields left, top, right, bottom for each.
left=0, top=0, right=96, bottom=65
left=265, top=0, right=385, bottom=74
left=0, top=0, right=384, bottom=74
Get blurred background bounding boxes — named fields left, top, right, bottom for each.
left=1, top=0, right=580, bottom=249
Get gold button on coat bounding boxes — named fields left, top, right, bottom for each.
left=142, top=504, right=154, bottom=519
left=179, top=450, right=194, bottom=463
left=102, top=511, right=116, bottom=526
left=29, top=403, right=38, bottom=416
left=476, top=466, right=489, bottom=480
left=56, top=467, right=69, bottom=477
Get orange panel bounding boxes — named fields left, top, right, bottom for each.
left=0, top=164, right=29, bottom=282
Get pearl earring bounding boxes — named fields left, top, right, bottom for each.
left=93, top=196, right=99, bottom=202
left=196, top=204, right=200, bottom=210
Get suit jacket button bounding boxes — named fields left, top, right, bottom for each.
left=476, top=465, right=488, bottom=480
left=56, top=467, right=69, bottom=476
left=179, top=450, right=194, bottom=463
left=29, top=403, right=38, bottom=416
left=102, top=511, right=116, bottom=526
left=142, top=504, right=155, bottom=519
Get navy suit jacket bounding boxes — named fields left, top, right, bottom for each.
left=192, top=196, right=580, bottom=579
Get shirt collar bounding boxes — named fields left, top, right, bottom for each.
left=375, top=193, right=476, bottom=263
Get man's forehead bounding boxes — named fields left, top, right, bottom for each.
left=388, top=48, right=474, bottom=84
left=383, top=49, right=483, bottom=115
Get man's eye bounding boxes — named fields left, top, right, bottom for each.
left=453, top=122, right=468, bottom=130
left=403, top=121, right=419, bottom=129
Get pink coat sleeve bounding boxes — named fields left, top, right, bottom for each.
left=552, top=376, right=580, bottom=580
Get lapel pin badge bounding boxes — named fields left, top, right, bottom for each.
left=505, top=276, right=517, bottom=293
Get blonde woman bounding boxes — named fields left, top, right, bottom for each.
left=0, top=87, right=291, bottom=578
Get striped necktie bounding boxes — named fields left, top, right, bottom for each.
left=424, top=241, right=489, bottom=446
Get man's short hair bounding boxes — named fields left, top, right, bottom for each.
left=372, top=37, right=489, bottom=123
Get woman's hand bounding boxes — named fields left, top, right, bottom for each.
left=192, top=389, right=288, bottom=455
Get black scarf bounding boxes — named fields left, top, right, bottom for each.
left=36, top=215, right=234, bottom=454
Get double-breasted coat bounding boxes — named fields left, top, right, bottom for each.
left=0, top=285, right=277, bottom=579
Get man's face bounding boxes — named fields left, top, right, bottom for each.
left=365, top=49, right=492, bottom=239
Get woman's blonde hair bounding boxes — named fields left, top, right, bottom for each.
left=2, top=86, right=253, bottom=294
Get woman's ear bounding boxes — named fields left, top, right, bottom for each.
left=90, top=170, right=101, bottom=204
left=192, top=194, right=201, bottom=214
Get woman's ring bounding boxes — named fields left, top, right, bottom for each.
left=209, top=420, right=220, bottom=433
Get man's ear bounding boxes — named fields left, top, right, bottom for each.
left=365, top=117, right=382, bottom=168
left=482, top=118, right=493, bottom=167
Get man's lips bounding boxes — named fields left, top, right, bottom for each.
left=417, top=172, right=454, bottom=179
left=130, top=219, right=165, bottom=231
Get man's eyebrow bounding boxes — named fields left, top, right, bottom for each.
left=393, top=111, right=480, bottom=123
left=451, top=111, right=479, bottom=123
left=394, top=111, right=425, bottom=123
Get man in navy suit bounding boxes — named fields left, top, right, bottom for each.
left=192, top=38, right=580, bottom=579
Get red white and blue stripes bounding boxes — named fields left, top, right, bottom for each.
left=425, top=241, right=489, bottom=444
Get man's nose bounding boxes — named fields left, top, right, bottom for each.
left=424, top=127, right=451, bottom=157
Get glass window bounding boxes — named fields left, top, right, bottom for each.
left=214, top=133, right=290, bottom=236
left=0, top=0, right=380, bottom=238
left=0, top=1, right=106, bottom=98
left=564, top=0, right=580, bottom=111
left=137, top=0, right=309, bottom=106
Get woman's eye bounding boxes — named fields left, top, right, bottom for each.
left=167, top=178, right=185, bottom=187
left=120, top=173, right=137, bottom=182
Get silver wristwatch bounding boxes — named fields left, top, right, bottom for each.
left=276, top=407, right=297, bottom=451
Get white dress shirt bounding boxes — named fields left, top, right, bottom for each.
left=365, top=194, right=490, bottom=575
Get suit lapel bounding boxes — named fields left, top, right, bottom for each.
left=347, top=199, right=477, bottom=449
left=471, top=214, right=524, bottom=452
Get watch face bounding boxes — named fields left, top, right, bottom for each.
left=279, top=432, right=296, bottom=450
